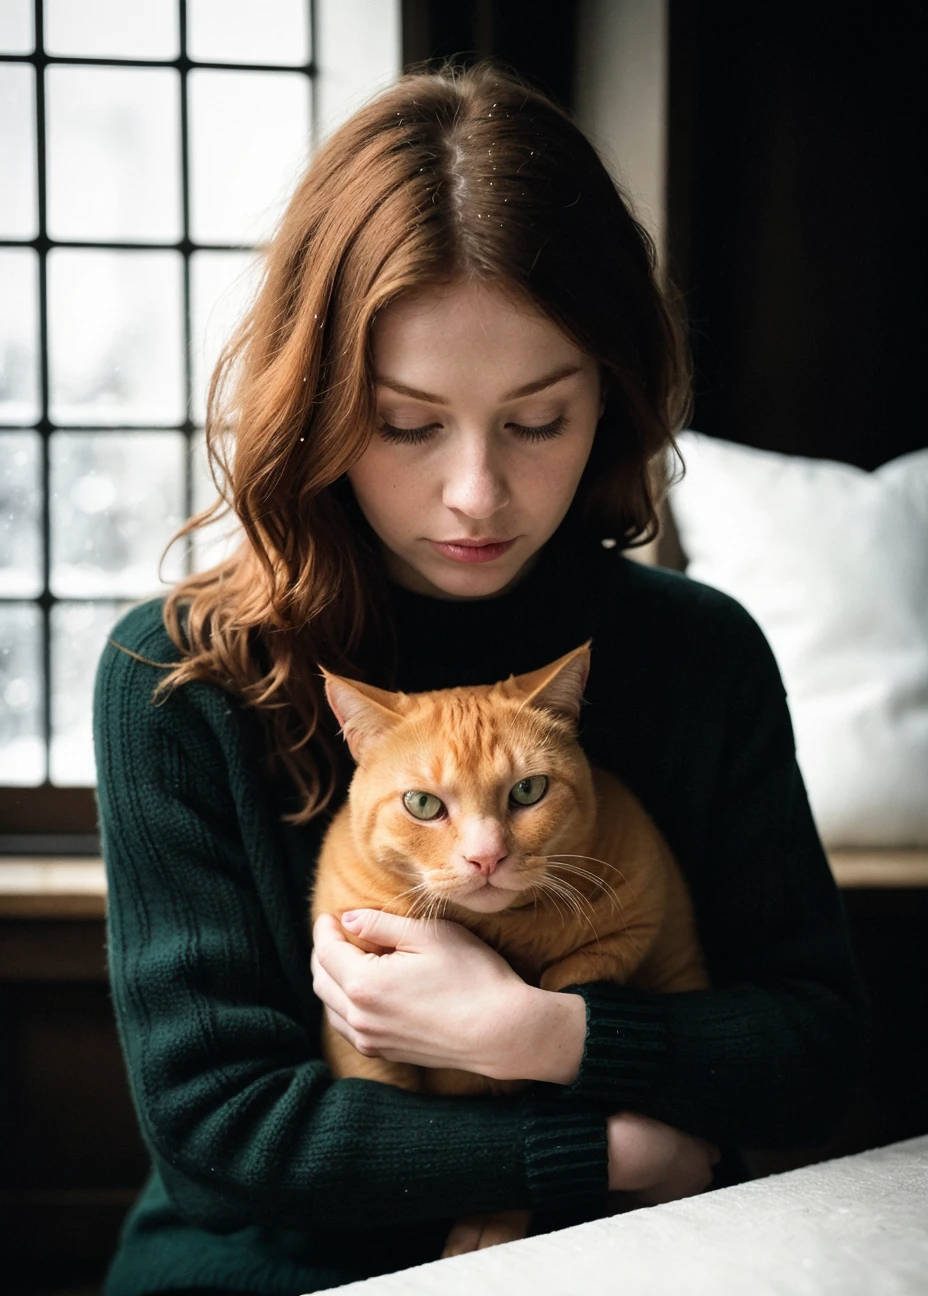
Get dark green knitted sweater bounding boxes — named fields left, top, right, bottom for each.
left=93, top=536, right=865, bottom=1295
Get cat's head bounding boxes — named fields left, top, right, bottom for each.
left=321, top=645, right=595, bottom=915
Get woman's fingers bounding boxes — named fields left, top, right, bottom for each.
left=310, top=948, right=353, bottom=1022
left=312, top=912, right=373, bottom=988
left=341, top=908, right=429, bottom=949
left=311, top=932, right=385, bottom=1057
left=323, top=1003, right=381, bottom=1057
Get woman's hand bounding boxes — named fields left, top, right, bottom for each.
left=312, top=909, right=541, bottom=1078
left=606, top=1111, right=720, bottom=1204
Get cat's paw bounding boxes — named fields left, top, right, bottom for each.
left=441, top=1209, right=531, bottom=1257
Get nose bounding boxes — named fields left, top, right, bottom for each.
left=441, top=434, right=510, bottom=519
left=464, top=847, right=509, bottom=877
left=461, top=820, right=509, bottom=876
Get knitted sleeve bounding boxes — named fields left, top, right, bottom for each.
left=555, top=603, right=868, bottom=1148
left=93, top=607, right=606, bottom=1234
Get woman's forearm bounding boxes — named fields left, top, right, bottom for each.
left=498, top=985, right=588, bottom=1084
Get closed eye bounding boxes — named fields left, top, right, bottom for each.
left=378, top=422, right=441, bottom=445
left=378, top=415, right=569, bottom=446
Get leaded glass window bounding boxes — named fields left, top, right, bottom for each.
left=0, top=0, right=314, bottom=800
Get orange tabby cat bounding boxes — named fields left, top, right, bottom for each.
left=310, top=642, right=708, bottom=1253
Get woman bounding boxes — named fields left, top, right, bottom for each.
left=94, top=62, right=865, bottom=1295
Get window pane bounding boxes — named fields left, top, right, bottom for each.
left=0, top=431, right=42, bottom=596
left=48, top=249, right=185, bottom=426
left=50, top=431, right=186, bottom=597
left=44, top=0, right=179, bottom=61
left=46, top=66, right=182, bottom=243
left=0, top=602, right=44, bottom=785
left=0, top=64, right=37, bottom=239
left=190, top=250, right=261, bottom=422
left=188, top=69, right=310, bottom=244
left=50, top=600, right=132, bottom=786
left=0, top=0, right=34, bottom=54
left=0, top=248, right=40, bottom=425
left=187, top=0, right=311, bottom=67
left=190, top=429, right=242, bottom=572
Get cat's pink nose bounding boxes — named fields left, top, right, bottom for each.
left=464, top=849, right=509, bottom=877
left=460, top=821, right=509, bottom=875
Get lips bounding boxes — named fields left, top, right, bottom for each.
left=443, top=537, right=509, bottom=546
left=428, top=538, right=517, bottom=564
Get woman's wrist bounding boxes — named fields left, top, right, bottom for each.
left=495, top=984, right=587, bottom=1084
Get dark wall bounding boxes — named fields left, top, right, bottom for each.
left=402, top=0, right=578, bottom=112
left=668, top=1, right=927, bottom=469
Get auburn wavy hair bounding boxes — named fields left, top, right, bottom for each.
left=150, top=60, right=691, bottom=825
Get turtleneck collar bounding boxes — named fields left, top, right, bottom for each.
left=383, top=528, right=609, bottom=693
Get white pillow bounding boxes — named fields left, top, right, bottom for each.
left=669, top=432, right=928, bottom=847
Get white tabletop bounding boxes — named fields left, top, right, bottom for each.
left=317, top=1133, right=928, bottom=1295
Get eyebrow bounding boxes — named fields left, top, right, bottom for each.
left=375, top=362, right=583, bottom=405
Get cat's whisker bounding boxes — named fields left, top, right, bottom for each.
left=546, top=860, right=629, bottom=937
left=384, top=876, right=428, bottom=902
left=550, top=853, right=640, bottom=904
left=409, top=891, right=431, bottom=923
left=532, top=873, right=596, bottom=933
left=555, top=882, right=597, bottom=930
left=546, top=856, right=614, bottom=889
left=525, top=876, right=567, bottom=928
left=417, top=891, right=438, bottom=926
left=548, top=852, right=632, bottom=883
left=544, top=857, right=625, bottom=915
left=407, top=883, right=452, bottom=928
left=384, top=880, right=430, bottom=919
left=422, top=890, right=452, bottom=927
left=545, top=854, right=633, bottom=911
left=553, top=872, right=601, bottom=929
left=553, top=885, right=594, bottom=933
left=539, top=860, right=598, bottom=912
left=533, top=881, right=569, bottom=930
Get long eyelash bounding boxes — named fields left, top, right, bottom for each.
left=378, top=423, right=438, bottom=445
left=512, top=415, right=569, bottom=442
left=378, top=415, right=570, bottom=446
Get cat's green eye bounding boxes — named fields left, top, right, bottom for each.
left=510, top=775, right=549, bottom=807
left=403, top=790, right=445, bottom=820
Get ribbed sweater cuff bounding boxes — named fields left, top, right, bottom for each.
left=521, top=1101, right=607, bottom=1212
left=559, top=984, right=669, bottom=1107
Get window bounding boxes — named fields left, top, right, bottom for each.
left=0, top=1, right=327, bottom=838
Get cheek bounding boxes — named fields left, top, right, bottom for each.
left=523, top=433, right=597, bottom=513
left=388, top=815, right=450, bottom=873
left=556, top=424, right=598, bottom=486
left=348, top=450, right=416, bottom=532
left=513, top=787, right=578, bottom=852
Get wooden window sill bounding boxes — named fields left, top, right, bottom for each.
left=1, top=850, right=928, bottom=919
left=828, top=849, right=928, bottom=889
left=0, top=860, right=109, bottom=918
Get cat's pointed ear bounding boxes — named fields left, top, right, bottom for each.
left=512, top=642, right=591, bottom=724
left=320, top=669, right=402, bottom=763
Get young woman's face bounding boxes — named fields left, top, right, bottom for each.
left=347, top=279, right=603, bottom=600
